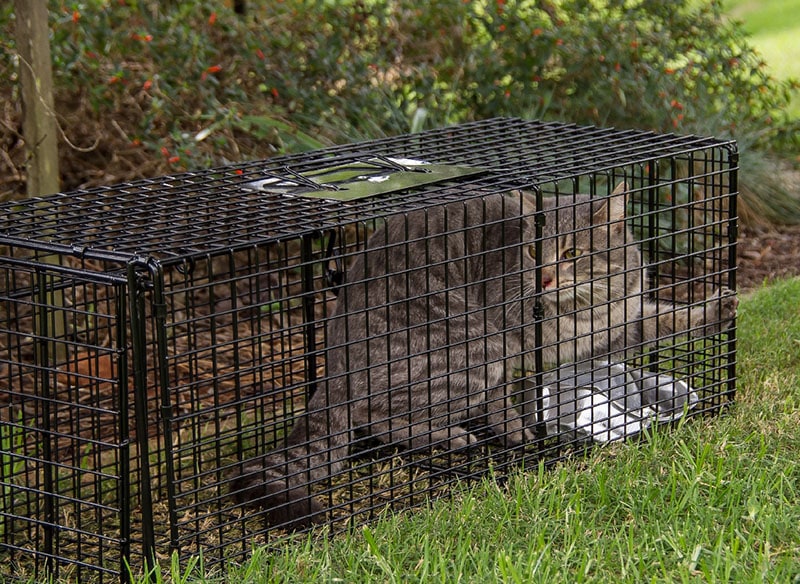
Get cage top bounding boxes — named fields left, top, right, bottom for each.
left=1, top=118, right=735, bottom=266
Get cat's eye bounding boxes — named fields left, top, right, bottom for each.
left=562, top=248, right=583, bottom=260
left=527, top=244, right=537, bottom=259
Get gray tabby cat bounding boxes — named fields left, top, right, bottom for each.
left=231, top=183, right=737, bottom=529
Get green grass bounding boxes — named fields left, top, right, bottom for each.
left=128, top=278, right=800, bottom=583
left=725, top=0, right=800, bottom=116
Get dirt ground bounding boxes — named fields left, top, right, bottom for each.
left=737, top=224, right=800, bottom=292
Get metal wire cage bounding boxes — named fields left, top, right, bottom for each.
left=0, top=118, right=736, bottom=582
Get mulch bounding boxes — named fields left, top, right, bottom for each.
left=737, top=224, right=800, bottom=293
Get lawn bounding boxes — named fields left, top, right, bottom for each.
left=725, top=0, right=800, bottom=116
left=132, top=278, right=800, bottom=583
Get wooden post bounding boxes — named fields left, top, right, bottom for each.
left=14, top=0, right=60, bottom=197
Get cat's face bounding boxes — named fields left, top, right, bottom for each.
left=520, top=185, right=633, bottom=309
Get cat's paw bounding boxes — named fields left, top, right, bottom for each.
left=408, top=425, right=478, bottom=451
left=502, top=426, right=535, bottom=446
left=715, top=287, right=739, bottom=325
left=692, top=286, right=738, bottom=337
left=447, top=429, right=480, bottom=450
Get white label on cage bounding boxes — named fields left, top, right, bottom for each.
left=244, top=158, right=486, bottom=201
left=361, top=174, right=391, bottom=183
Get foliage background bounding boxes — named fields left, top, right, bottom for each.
left=0, top=0, right=798, bottom=220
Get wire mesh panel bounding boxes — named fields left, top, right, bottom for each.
left=0, top=118, right=737, bottom=581
left=0, top=250, right=134, bottom=582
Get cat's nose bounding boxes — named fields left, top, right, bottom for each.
left=541, top=269, right=555, bottom=289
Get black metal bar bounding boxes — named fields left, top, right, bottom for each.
left=34, top=269, right=55, bottom=581
left=726, top=144, right=739, bottom=402
left=301, top=233, right=320, bottom=400
left=645, top=160, right=660, bottom=373
left=116, top=283, right=132, bottom=584
left=532, top=187, right=547, bottom=444
left=0, top=252, right=129, bottom=286
left=126, top=260, right=157, bottom=571
left=645, top=160, right=657, bottom=272
left=147, top=258, right=181, bottom=556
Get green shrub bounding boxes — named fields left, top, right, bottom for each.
left=252, top=1, right=797, bottom=142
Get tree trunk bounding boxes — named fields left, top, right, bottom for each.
left=14, top=0, right=60, bottom=197
left=14, top=0, right=66, bottom=366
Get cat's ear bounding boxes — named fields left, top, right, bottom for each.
left=593, top=182, right=629, bottom=231
left=611, top=181, right=627, bottom=196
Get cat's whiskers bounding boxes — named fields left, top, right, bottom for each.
left=574, top=280, right=610, bottom=304
left=548, top=281, right=614, bottom=312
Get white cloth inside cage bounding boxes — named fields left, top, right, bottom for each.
left=537, top=361, right=698, bottom=443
